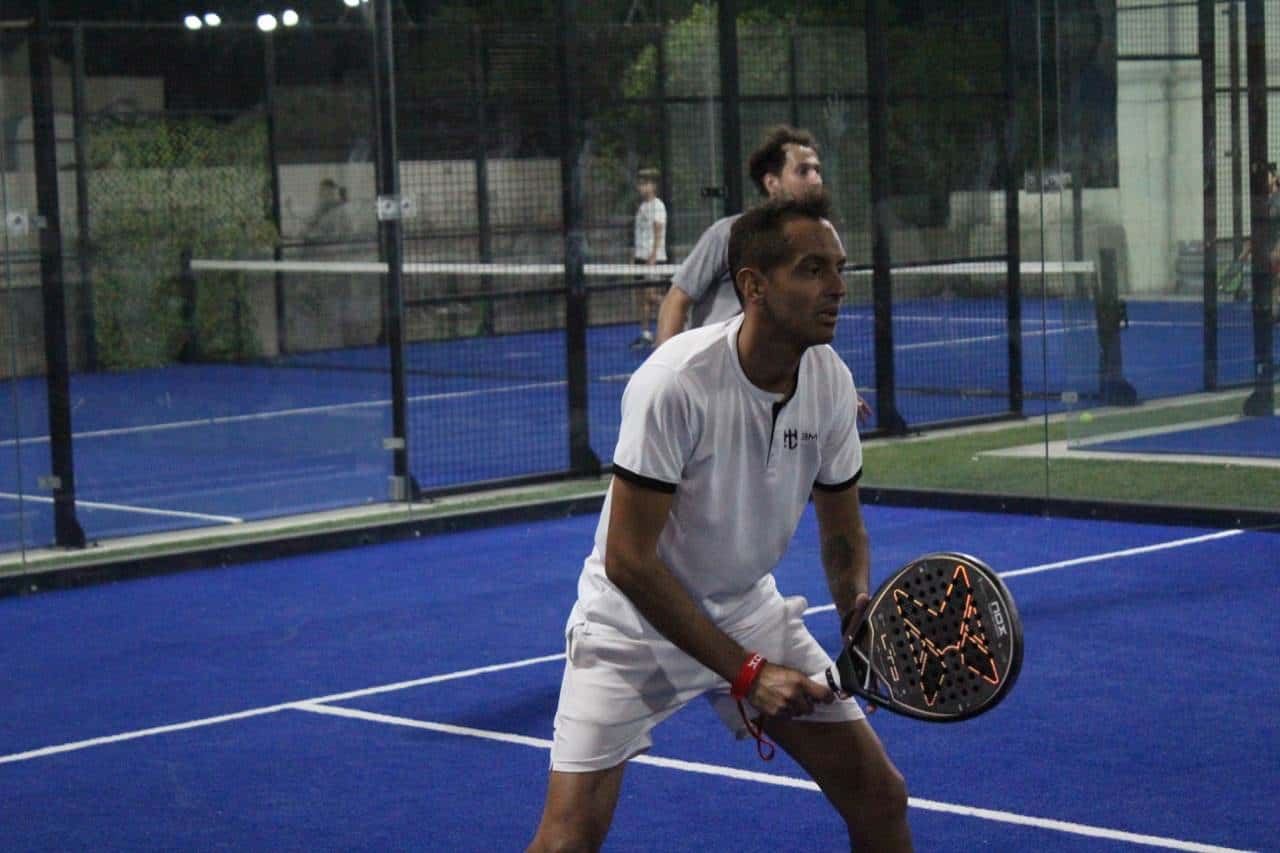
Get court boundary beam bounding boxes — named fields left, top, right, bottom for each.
left=3, top=482, right=1277, bottom=600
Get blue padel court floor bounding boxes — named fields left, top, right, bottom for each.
left=1084, top=413, right=1280, bottom=460
left=2, top=504, right=1275, bottom=851
left=3, top=298, right=1276, bottom=554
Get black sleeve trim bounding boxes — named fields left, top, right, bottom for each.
left=613, top=464, right=678, bottom=494
left=814, top=468, right=862, bottom=493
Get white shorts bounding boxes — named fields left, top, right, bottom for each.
left=549, top=593, right=864, bottom=772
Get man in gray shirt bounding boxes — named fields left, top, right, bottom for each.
left=655, top=126, right=824, bottom=345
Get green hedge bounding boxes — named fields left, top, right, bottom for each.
left=87, top=115, right=278, bottom=369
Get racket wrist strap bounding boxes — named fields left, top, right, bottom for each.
left=730, top=652, right=767, bottom=699
left=840, top=609, right=856, bottom=637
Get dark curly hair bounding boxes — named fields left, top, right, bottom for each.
left=747, top=126, right=818, bottom=196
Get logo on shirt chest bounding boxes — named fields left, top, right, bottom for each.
left=782, top=428, right=818, bottom=450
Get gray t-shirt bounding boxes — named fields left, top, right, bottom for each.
left=671, top=214, right=743, bottom=329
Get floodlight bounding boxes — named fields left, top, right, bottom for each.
left=257, top=13, right=278, bottom=31
left=184, top=14, right=203, bottom=30
left=203, top=12, right=221, bottom=26
left=282, top=9, right=299, bottom=26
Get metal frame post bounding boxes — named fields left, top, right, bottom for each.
left=1003, top=0, right=1024, bottom=415
left=556, top=0, right=599, bottom=476
left=69, top=23, right=96, bottom=372
left=866, top=0, right=906, bottom=434
left=472, top=26, right=494, bottom=334
left=371, top=0, right=417, bottom=497
left=655, top=7, right=672, bottom=221
left=1199, top=0, right=1218, bottom=391
left=1243, top=0, right=1274, bottom=416
left=30, top=1, right=84, bottom=547
left=263, top=32, right=287, bottom=356
left=1228, top=0, right=1243, bottom=259
left=717, top=0, right=743, bottom=215
left=787, top=27, right=800, bottom=128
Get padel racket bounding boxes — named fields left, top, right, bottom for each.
left=824, top=552, right=1022, bottom=722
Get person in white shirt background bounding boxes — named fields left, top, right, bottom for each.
left=631, top=166, right=668, bottom=349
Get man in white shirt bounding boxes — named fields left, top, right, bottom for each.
left=528, top=193, right=912, bottom=852
left=632, top=167, right=668, bottom=349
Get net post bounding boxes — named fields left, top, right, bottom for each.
left=1242, top=0, right=1275, bottom=417
left=30, top=1, right=85, bottom=548
left=179, top=247, right=198, bottom=361
left=370, top=0, right=417, bottom=499
left=865, top=0, right=906, bottom=435
left=556, top=0, right=600, bottom=477
left=1095, top=249, right=1137, bottom=406
left=1199, top=0, right=1219, bottom=392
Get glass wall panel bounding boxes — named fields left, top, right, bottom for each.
left=1050, top=0, right=1279, bottom=513
left=2, top=25, right=53, bottom=557
left=2, top=20, right=399, bottom=562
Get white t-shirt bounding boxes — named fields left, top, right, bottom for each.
left=572, top=314, right=863, bottom=637
left=633, top=198, right=668, bottom=262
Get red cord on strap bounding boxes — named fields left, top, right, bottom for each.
left=730, top=653, right=767, bottom=699
left=730, top=653, right=775, bottom=761
left=736, top=699, right=776, bottom=761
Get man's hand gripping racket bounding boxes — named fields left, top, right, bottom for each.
left=825, top=552, right=1023, bottom=722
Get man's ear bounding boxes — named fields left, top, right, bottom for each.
left=736, top=267, right=767, bottom=305
left=761, top=171, right=781, bottom=197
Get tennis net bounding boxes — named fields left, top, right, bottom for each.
left=185, top=257, right=1103, bottom=423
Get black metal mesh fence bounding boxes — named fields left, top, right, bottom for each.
left=9, top=1, right=1274, bottom=556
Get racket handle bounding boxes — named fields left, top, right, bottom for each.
left=824, top=666, right=849, bottom=700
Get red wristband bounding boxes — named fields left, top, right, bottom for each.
left=730, top=652, right=767, bottom=699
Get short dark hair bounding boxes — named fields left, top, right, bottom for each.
left=728, top=191, right=834, bottom=287
left=748, top=126, right=818, bottom=196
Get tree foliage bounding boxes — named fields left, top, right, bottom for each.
left=86, top=116, right=278, bottom=369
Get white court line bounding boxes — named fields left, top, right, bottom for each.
left=0, top=652, right=566, bottom=766
left=800, top=528, right=1247, bottom=619
left=0, top=704, right=296, bottom=765
left=998, top=529, right=1245, bottom=579
left=0, top=381, right=565, bottom=447
left=895, top=325, right=1070, bottom=352
left=294, top=702, right=1249, bottom=853
left=0, top=492, right=242, bottom=524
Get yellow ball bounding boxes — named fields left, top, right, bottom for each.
left=1079, top=412, right=1094, bottom=424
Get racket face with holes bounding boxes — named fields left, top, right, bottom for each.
left=833, top=552, right=1022, bottom=722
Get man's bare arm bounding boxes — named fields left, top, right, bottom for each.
left=812, top=483, right=871, bottom=630
left=649, top=220, right=665, bottom=264
left=605, top=476, right=832, bottom=715
left=655, top=286, right=692, bottom=345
